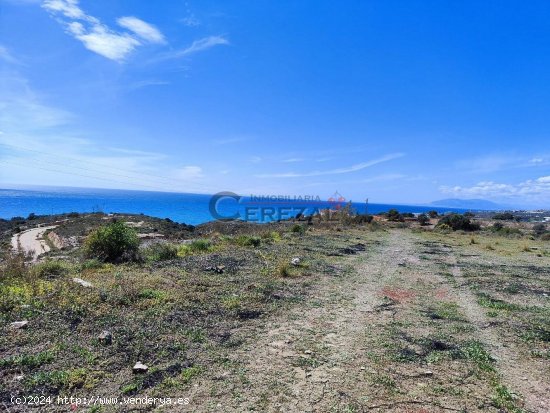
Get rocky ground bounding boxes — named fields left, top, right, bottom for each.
left=1, top=215, right=549, bottom=412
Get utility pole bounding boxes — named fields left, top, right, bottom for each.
left=365, top=198, right=369, bottom=215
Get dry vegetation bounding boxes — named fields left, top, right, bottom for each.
left=0, top=213, right=548, bottom=412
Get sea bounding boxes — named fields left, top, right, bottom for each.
left=0, top=187, right=468, bottom=225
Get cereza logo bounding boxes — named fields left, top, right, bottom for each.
left=327, top=191, right=346, bottom=210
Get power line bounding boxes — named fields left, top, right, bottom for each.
left=0, top=142, right=192, bottom=188
left=0, top=159, right=170, bottom=191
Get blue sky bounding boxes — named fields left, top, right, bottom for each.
left=0, top=0, right=549, bottom=207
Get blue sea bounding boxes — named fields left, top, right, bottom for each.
left=0, top=187, right=468, bottom=225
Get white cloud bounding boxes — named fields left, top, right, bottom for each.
left=455, top=153, right=550, bottom=173
left=43, top=0, right=86, bottom=19
left=0, top=71, right=214, bottom=193
left=42, top=0, right=164, bottom=61
left=440, top=176, right=550, bottom=203
left=282, top=158, right=304, bottom=163
left=128, top=80, right=170, bottom=90
left=175, top=166, right=203, bottom=180
left=0, top=72, right=72, bottom=130
left=0, top=45, right=21, bottom=64
left=181, top=16, right=200, bottom=27
left=68, top=23, right=140, bottom=61
left=170, top=36, right=229, bottom=59
left=256, top=153, right=404, bottom=178
left=117, top=16, right=165, bottom=44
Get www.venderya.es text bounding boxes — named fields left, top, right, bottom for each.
left=10, top=395, right=190, bottom=407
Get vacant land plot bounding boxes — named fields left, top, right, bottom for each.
left=1, top=224, right=548, bottom=412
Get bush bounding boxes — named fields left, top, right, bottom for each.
left=417, top=214, right=430, bottom=226
left=492, top=222, right=504, bottom=231
left=0, top=252, right=28, bottom=281
left=142, top=242, right=178, bottom=262
left=277, top=262, right=291, bottom=277
left=261, top=231, right=282, bottom=242
left=386, top=209, right=403, bottom=222
left=235, top=235, right=261, bottom=247
left=351, top=214, right=373, bottom=224
left=493, top=212, right=515, bottom=221
left=533, top=223, right=547, bottom=237
left=436, top=223, right=452, bottom=232
left=490, top=222, right=521, bottom=236
left=81, top=258, right=103, bottom=270
left=83, top=221, right=139, bottom=262
left=177, top=239, right=212, bottom=256
left=33, top=260, right=69, bottom=278
left=290, top=224, right=306, bottom=234
left=428, top=210, right=439, bottom=218
left=436, top=214, right=480, bottom=231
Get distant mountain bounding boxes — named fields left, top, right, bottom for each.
left=430, top=198, right=506, bottom=210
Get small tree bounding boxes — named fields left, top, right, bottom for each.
left=417, top=213, right=430, bottom=226
left=428, top=210, right=439, bottom=218
left=533, top=223, right=547, bottom=237
left=386, top=209, right=403, bottom=222
left=84, top=221, right=140, bottom=262
left=436, top=213, right=480, bottom=231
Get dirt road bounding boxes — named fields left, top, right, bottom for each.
left=188, top=229, right=547, bottom=412
left=11, top=225, right=57, bottom=260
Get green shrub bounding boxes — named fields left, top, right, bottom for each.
left=142, top=242, right=178, bottom=261
left=290, top=224, right=306, bottom=234
left=436, top=214, right=480, bottom=231
left=533, top=223, right=547, bottom=237
left=386, top=209, right=403, bottom=222
left=261, top=231, right=282, bottom=242
left=81, top=258, right=103, bottom=270
left=493, top=212, right=515, bottom=221
left=490, top=223, right=521, bottom=236
left=235, top=235, right=261, bottom=247
left=138, top=289, right=166, bottom=300
left=83, top=221, right=139, bottom=263
left=417, top=213, right=429, bottom=226
left=492, top=222, right=504, bottom=231
left=428, top=210, right=439, bottom=218
left=436, top=223, right=452, bottom=232
left=177, top=239, right=212, bottom=256
left=33, top=260, right=69, bottom=278
left=277, top=262, right=291, bottom=277
left=351, top=214, right=373, bottom=224
left=1, top=252, right=28, bottom=280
